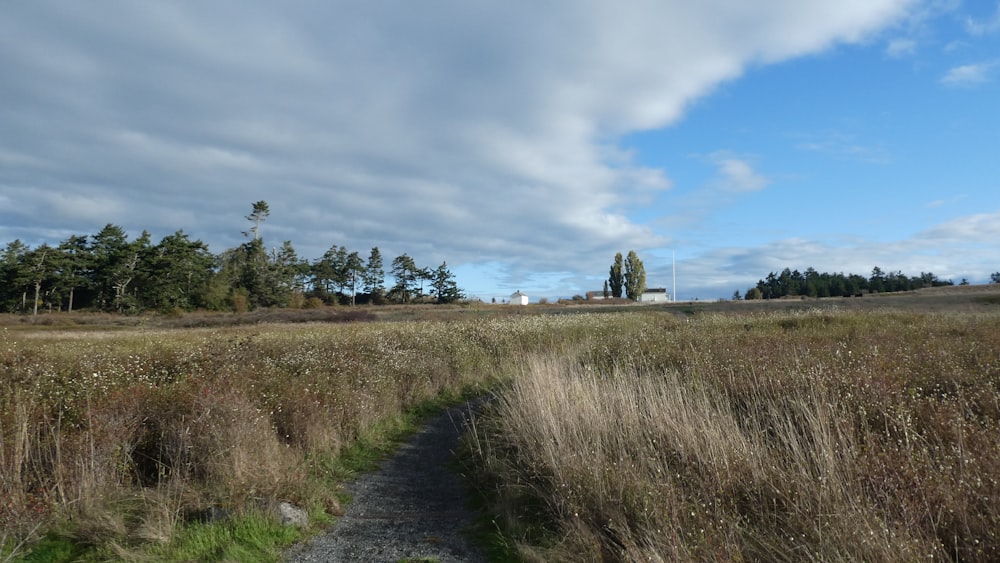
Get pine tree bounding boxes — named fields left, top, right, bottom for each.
left=243, top=200, right=270, bottom=240
left=430, top=261, right=462, bottom=304
left=364, top=247, right=385, bottom=303
left=390, top=253, right=419, bottom=303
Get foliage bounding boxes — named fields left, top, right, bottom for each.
left=608, top=252, right=624, bottom=299
left=749, top=266, right=954, bottom=299
left=430, top=262, right=462, bottom=304
left=0, top=202, right=465, bottom=313
left=363, top=247, right=385, bottom=304
left=623, top=250, right=646, bottom=301
left=390, top=254, right=420, bottom=303
left=243, top=200, right=270, bottom=240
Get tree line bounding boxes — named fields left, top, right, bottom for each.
left=0, top=201, right=463, bottom=315
left=741, top=266, right=956, bottom=300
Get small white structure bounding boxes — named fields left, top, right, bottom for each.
left=639, top=288, right=670, bottom=303
left=510, top=290, right=529, bottom=305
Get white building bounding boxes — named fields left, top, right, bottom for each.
left=639, top=288, right=670, bottom=303
left=510, top=290, right=529, bottom=305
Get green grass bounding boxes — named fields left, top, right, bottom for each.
left=13, top=535, right=87, bottom=563
left=146, top=511, right=302, bottom=562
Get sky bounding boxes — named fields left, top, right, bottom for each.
left=1, top=1, right=998, bottom=302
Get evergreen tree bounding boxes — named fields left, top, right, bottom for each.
left=430, top=261, right=462, bottom=304
left=0, top=240, right=30, bottom=312
left=143, top=230, right=214, bottom=311
left=89, top=224, right=132, bottom=311
left=869, top=266, right=886, bottom=293
left=55, top=234, right=91, bottom=312
left=112, top=231, right=152, bottom=313
left=233, top=238, right=269, bottom=309
left=390, top=253, right=419, bottom=303
left=344, top=251, right=364, bottom=305
left=243, top=200, right=270, bottom=240
left=268, top=240, right=306, bottom=307
left=25, top=244, right=55, bottom=316
left=312, top=245, right=344, bottom=301
left=363, top=247, right=385, bottom=303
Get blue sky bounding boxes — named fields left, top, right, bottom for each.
left=2, top=1, right=998, bottom=302
left=620, top=4, right=1000, bottom=299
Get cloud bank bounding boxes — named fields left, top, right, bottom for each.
left=1, top=1, right=918, bottom=295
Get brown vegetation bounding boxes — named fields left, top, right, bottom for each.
left=469, top=302, right=1000, bottom=560
left=2, top=285, right=999, bottom=559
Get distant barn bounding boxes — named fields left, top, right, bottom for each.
left=510, top=290, right=529, bottom=305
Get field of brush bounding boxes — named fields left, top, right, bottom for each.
left=469, top=295, right=1000, bottom=561
left=2, top=286, right=1000, bottom=560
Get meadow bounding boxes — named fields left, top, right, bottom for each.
left=469, top=303, right=1000, bottom=561
left=0, top=310, right=601, bottom=560
left=1, top=289, right=999, bottom=561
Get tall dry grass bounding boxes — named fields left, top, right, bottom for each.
left=469, top=309, right=1000, bottom=561
left=0, top=313, right=624, bottom=553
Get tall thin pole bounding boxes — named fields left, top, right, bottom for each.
left=672, top=251, right=676, bottom=302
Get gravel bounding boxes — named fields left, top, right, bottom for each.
left=283, top=401, right=489, bottom=563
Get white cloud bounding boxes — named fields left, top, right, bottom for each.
left=709, top=153, right=770, bottom=193
left=941, top=61, right=999, bottom=85
left=795, top=131, right=890, bottom=163
left=0, top=1, right=919, bottom=293
left=886, top=37, right=918, bottom=57
left=916, top=210, right=1000, bottom=243
left=651, top=209, right=1000, bottom=299
left=965, top=3, right=1000, bottom=35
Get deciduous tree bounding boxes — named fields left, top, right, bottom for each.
left=624, top=250, right=646, bottom=301
left=608, top=252, right=624, bottom=298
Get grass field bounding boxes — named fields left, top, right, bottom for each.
left=468, top=290, right=1000, bottom=561
left=2, top=285, right=999, bottom=561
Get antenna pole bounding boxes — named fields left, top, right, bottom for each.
left=672, top=250, right=676, bottom=303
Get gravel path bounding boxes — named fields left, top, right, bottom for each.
left=283, top=401, right=489, bottom=563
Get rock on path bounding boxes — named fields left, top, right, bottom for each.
left=284, top=401, right=488, bottom=563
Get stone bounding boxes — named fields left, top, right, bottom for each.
left=278, top=501, right=309, bottom=528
